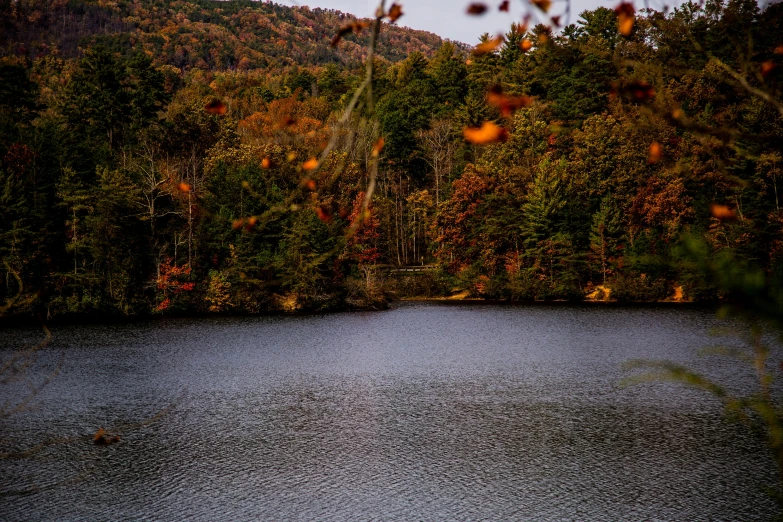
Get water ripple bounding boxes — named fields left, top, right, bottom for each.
left=1, top=303, right=779, bottom=520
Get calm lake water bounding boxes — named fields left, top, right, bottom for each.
left=1, top=302, right=780, bottom=520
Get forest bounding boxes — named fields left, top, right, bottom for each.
left=1, top=0, right=782, bottom=317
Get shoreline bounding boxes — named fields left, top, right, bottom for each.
left=0, top=298, right=719, bottom=329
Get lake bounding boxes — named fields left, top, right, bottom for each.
left=0, top=302, right=779, bottom=520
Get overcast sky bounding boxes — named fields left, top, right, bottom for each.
left=283, top=0, right=677, bottom=44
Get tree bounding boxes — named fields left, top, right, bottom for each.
left=589, top=197, right=623, bottom=285
left=416, top=118, right=457, bottom=206
left=428, top=42, right=468, bottom=111
left=0, top=59, right=38, bottom=156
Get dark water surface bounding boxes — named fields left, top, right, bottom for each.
left=1, top=303, right=780, bottom=520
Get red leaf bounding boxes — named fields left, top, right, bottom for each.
left=612, top=81, right=655, bottom=102
left=387, top=3, right=403, bottom=22
left=486, top=85, right=533, bottom=117
left=205, top=99, right=227, bottom=115
left=94, top=428, right=120, bottom=446
left=331, top=20, right=372, bottom=47
left=316, top=206, right=332, bottom=223
left=467, top=3, right=488, bottom=15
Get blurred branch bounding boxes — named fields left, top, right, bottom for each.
left=0, top=261, right=38, bottom=317
left=0, top=319, right=58, bottom=420
left=0, top=390, right=186, bottom=496
left=250, top=1, right=386, bottom=234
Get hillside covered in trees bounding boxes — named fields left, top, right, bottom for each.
left=1, top=0, right=782, bottom=317
left=1, top=0, right=450, bottom=66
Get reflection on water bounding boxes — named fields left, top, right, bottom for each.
left=0, top=303, right=779, bottom=520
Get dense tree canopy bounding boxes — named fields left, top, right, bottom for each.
left=0, top=0, right=782, bottom=316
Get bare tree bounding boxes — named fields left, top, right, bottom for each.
left=130, top=139, right=172, bottom=240
left=417, top=118, right=457, bottom=206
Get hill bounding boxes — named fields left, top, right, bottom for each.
left=0, top=0, right=456, bottom=69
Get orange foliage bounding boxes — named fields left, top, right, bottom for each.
left=474, top=36, right=504, bottom=55
left=302, top=158, right=319, bottom=171
left=155, top=259, right=195, bottom=311
left=615, top=3, right=635, bottom=37
left=710, top=204, right=737, bottom=221
left=371, top=137, right=385, bottom=157
left=348, top=192, right=381, bottom=265
left=631, top=175, right=694, bottom=240
left=237, top=94, right=331, bottom=153
left=648, top=142, right=662, bottom=164
left=463, top=121, right=508, bottom=144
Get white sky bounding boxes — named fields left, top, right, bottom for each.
left=282, top=0, right=680, bottom=44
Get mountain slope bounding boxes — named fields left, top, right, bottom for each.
left=0, top=0, right=456, bottom=69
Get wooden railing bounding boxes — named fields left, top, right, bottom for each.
left=374, top=264, right=438, bottom=274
